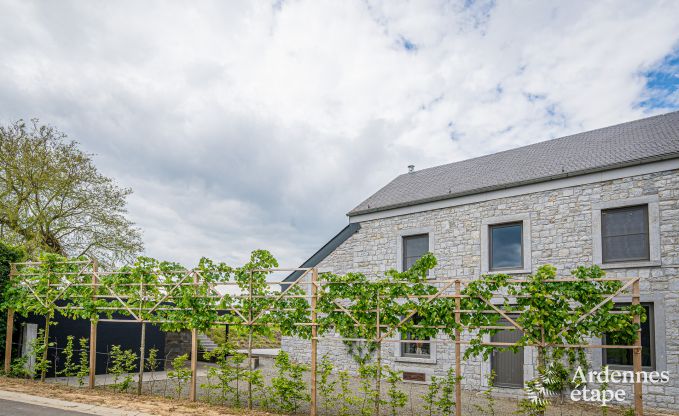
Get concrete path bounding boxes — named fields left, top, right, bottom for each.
left=47, top=362, right=213, bottom=386
left=0, top=390, right=152, bottom=416
left=236, top=348, right=280, bottom=357
left=0, top=398, right=90, bottom=416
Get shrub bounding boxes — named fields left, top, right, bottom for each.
left=167, top=354, right=191, bottom=399
left=270, top=350, right=310, bottom=413
left=58, top=335, right=78, bottom=385
left=76, top=337, right=89, bottom=386
left=110, top=345, right=137, bottom=392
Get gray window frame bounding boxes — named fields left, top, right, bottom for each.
left=591, top=195, right=660, bottom=269
left=400, top=314, right=431, bottom=359
left=601, top=204, right=650, bottom=264
left=402, top=234, right=429, bottom=271
left=489, top=221, right=524, bottom=271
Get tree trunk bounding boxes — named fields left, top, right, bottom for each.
left=40, top=315, right=51, bottom=382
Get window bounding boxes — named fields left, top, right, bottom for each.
left=399, top=235, right=432, bottom=361
left=401, top=315, right=431, bottom=359
left=601, top=205, right=649, bottom=263
left=402, top=234, right=429, bottom=271
left=489, top=222, right=523, bottom=270
left=603, top=303, right=654, bottom=369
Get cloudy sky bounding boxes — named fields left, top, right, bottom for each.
left=1, top=0, right=678, bottom=268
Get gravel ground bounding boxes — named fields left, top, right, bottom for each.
left=124, top=358, right=676, bottom=416
left=28, top=355, right=679, bottom=416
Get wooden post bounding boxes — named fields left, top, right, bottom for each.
left=189, top=272, right=198, bottom=402
left=40, top=315, right=51, bottom=382
left=89, top=259, right=98, bottom=389
left=454, top=280, right=462, bottom=416
left=375, top=290, right=381, bottom=416
left=632, top=278, right=643, bottom=416
left=137, top=276, right=146, bottom=395
left=247, top=269, right=254, bottom=410
left=3, top=264, right=16, bottom=373
left=137, top=322, right=146, bottom=395
left=310, top=268, right=318, bottom=416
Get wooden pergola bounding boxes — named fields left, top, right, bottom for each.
left=3, top=260, right=644, bottom=416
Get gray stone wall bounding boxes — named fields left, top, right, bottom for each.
left=282, top=168, right=679, bottom=410
left=164, top=330, right=192, bottom=366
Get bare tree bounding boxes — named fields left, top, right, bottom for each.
left=0, top=119, right=143, bottom=265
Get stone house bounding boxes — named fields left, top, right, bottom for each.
left=282, top=111, right=679, bottom=410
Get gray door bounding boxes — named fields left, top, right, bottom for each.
left=491, top=328, right=523, bottom=388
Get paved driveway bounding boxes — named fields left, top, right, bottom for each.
left=0, top=398, right=94, bottom=415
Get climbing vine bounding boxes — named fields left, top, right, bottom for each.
left=3, top=250, right=644, bottom=415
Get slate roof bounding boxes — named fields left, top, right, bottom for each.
left=349, top=111, right=679, bottom=217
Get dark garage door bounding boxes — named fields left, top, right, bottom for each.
left=491, top=327, right=524, bottom=388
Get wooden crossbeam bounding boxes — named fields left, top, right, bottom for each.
left=554, top=277, right=637, bottom=340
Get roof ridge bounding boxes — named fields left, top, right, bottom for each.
left=401, top=110, right=679, bottom=178
left=349, top=110, right=679, bottom=217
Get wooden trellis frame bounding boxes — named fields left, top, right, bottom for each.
left=3, top=260, right=644, bottom=416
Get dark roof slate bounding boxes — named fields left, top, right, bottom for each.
left=349, top=111, right=679, bottom=216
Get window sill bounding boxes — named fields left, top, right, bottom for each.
left=601, top=364, right=656, bottom=372
left=598, top=260, right=661, bottom=270
left=402, top=379, right=429, bottom=385
left=394, top=355, right=437, bottom=364
left=486, top=267, right=532, bottom=275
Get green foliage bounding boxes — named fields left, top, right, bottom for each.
left=202, top=344, right=247, bottom=406
left=0, top=119, right=143, bottom=264
left=145, top=347, right=159, bottom=392
left=167, top=354, right=191, bottom=399
left=336, top=369, right=359, bottom=416
left=435, top=367, right=459, bottom=415
left=76, top=337, right=89, bottom=387
left=421, top=368, right=461, bottom=416
left=3, top=249, right=647, bottom=415
left=357, top=363, right=383, bottom=416
left=385, top=367, right=407, bottom=416
left=29, top=328, right=53, bottom=380
left=58, top=335, right=78, bottom=384
left=422, top=374, right=440, bottom=416
left=109, top=345, right=137, bottom=392
left=460, top=265, right=643, bottom=414
left=461, top=265, right=642, bottom=360
left=318, top=354, right=337, bottom=412
left=473, top=370, right=496, bottom=416
left=207, top=325, right=280, bottom=349
left=5, top=253, right=102, bottom=323
left=318, top=253, right=441, bottom=356
left=269, top=350, right=310, bottom=413
left=8, top=356, right=30, bottom=378
left=0, top=241, right=25, bottom=357
left=243, top=367, right=268, bottom=408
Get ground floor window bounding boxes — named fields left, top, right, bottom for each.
left=603, top=303, right=654, bottom=369
left=401, top=315, right=431, bottom=358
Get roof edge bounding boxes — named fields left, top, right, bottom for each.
left=282, top=223, right=361, bottom=283
left=347, top=152, right=679, bottom=217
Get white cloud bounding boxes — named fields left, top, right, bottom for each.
left=0, top=0, right=677, bottom=267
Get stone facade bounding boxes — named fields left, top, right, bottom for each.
left=165, top=330, right=192, bottom=366
left=282, top=167, right=679, bottom=410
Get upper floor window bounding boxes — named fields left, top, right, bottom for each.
left=601, top=205, right=649, bottom=263
left=402, top=234, right=429, bottom=270
left=489, top=222, right=523, bottom=270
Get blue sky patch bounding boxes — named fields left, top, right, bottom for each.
left=399, top=35, right=417, bottom=52
left=638, top=47, right=679, bottom=110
